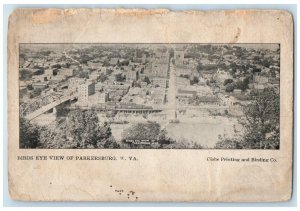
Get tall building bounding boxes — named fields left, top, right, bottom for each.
left=174, top=48, right=185, bottom=65
left=78, top=82, right=95, bottom=107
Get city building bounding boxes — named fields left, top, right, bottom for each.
left=177, top=77, right=190, bottom=87
left=49, top=75, right=67, bottom=83
left=142, top=54, right=147, bottom=63
left=95, top=82, right=103, bottom=92
left=78, top=82, right=95, bottom=107
left=253, top=74, right=269, bottom=84
left=144, top=62, right=169, bottom=79
left=153, top=52, right=170, bottom=64
left=125, top=70, right=138, bottom=81
left=44, top=68, right=54, bottom=76
left=89, top=71, right=100, bottom=80
left=19, top=81, right=28, bottom=98
left=68, top=77, right=85, bottom=92
left=151, top=77, right=167, bottom=88
left=109, top=58, right=119, bottom=66
left=140, top=81, right=148, bottom=88
left=233, top=89, right=242, bottom=94
left=177, top=89, right=197, bottom=98
left=59, top=68, right=74, bottom=77
left=98, top=92, right=109, bottom=103
left=32, top=82, right=48, bottom=89
left=174, top=48, right=185, bottom=65
left=151, top=88, right=165, bottom=104
left=196, top=96, right=220, bottom=105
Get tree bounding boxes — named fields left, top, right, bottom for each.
left=143, top=76, right=151, bottom=85
left=65, top=110, right=118, bottom=148
left=39, top=124, right=67, bottom=148
left=79, top=71, right=89, bottom=79
left=40, top=110, right=119, bottom=149
left=133, top=81, right=141, bottom=88
left=115, top=73, right=125, bottom=82
left=235, top=78, right=249, bottom=91
left=99, top=73, right=107, bottom=82
left=215, top=138, right=243, bottom=149
left=190, top=76, right=199, bottom=85
left=79, top=54, right=92, bottom=64
left=34, top=69, right=44, bottom=75
left=118, top=59, right=129, bottom=66
left=225, top=83, right=234, bottom=92
left=241, top=88, right=279, bottom=149
left=224, top=79, right=234, bottom=86
left=216, top=88, right=280, bottom=149
left=180, top=74, right=190, bottom=79
left=196, top=63, right=203, bottom=73
left=19, top=118, right=41, bottom=148
left=33, top=88, right=42, bottom=97
left=122, top=121, right=161, bottom=141
left=20, top=69, right=32, bottom=80
left=27, top=84, right=34, bottom=90
left=51, top=64, right=61, bottom=69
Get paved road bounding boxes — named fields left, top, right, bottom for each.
left=165, top=59, right=177, bottom=121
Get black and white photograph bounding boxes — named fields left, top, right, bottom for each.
left=19, top=43, right=280, bottom=149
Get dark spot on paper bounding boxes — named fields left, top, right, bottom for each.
left=229, top=27, right=241, bottom=44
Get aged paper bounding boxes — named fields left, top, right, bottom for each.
left=8, top=9, right=293, bottom=201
